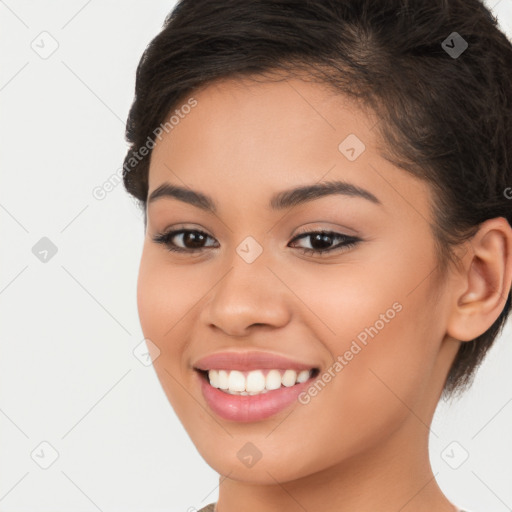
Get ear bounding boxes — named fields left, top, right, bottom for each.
left=446, top=217, right=512, bottom=342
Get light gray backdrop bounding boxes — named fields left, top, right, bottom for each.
left=1, top=1, right=511, bottom=511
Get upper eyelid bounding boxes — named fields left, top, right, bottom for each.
left=163, top=227, right=350, bottom=237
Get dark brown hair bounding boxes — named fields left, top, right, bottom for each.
left=122, top=0, right=512, bottom=399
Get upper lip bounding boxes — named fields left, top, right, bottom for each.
left=193, top=351, right=319, bottom=372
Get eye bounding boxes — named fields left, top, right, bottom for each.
left=288, top=230, right=360, bottom=256
left=152, top=229, right=218, bottom=253
left=152, top=228, right=360, bottom=256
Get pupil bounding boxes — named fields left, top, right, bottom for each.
left=186, top=232, right=205, bottom=248
left=311, top=233, right=332, bottom=250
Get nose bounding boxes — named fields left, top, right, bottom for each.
left=198, top=256, right=292, bottom=337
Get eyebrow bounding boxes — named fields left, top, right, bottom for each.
left=147, top=180, right=381, bottom=213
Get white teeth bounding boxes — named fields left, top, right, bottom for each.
left=246, top=370, right=266, bottom=393
left=208, top=369, right=220, bottom=388
left=266, top=369, right=282, bottom=390
left=228, top=370, right=245, bottom=392
left=218, top=370, right=229, bottom=390
left=206, top=368, right=313, bottom=394
left=296, top=369, right=310, bottom=383
left=282, top=369, right=297, bottom=387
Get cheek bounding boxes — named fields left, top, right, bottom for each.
left=283, top=243, right=441, bottom=441
left=136, top=247, right=201, bottom=377
left=136, top=248, right=202, bottom=415
left=286, top=231, right=440, bottom=366
left=137, top=255, right=169, bottom=343
left=276, top=296, right=440, bottom=477
left=310, top=309, right=438, bottom=472
left=136, top=247, right=198, bottom=341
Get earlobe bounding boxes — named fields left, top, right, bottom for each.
left=446, top=217, right=512, bottom=343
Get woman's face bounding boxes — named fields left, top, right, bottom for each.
left=137, top=76, right=461, bottom=483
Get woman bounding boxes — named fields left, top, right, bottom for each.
left=122, top=1, right=512, bottom=510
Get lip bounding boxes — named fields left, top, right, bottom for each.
left=196, top=370, right=317, bottom=422
left=192, top=350, right=319, bottom=372
left=192, top=350, right=320, bottom=422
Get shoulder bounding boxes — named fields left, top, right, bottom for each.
left=197, top=503, right=216, bottom=512
left=196, top=504, right=476, bottom=512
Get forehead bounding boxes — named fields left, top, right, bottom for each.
left=150, top=76, right=371, bottom=181
left=147, top=76, right=433, bottom=222
left=157, top=75, right=376, bottom=153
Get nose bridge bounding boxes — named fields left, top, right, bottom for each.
left=216, top=238, right=275, bottom=308
left=200, top=237, right=291, bottom=334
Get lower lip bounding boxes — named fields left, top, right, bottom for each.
left=197, top=371, right=314, bottom=422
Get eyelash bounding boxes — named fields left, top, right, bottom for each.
left=151, top=228, right=360, bottom=257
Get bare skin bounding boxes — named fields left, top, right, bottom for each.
left=137, top=75, right=512, bottom=512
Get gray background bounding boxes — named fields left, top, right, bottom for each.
left=1, top=1, right=511, bottom=511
